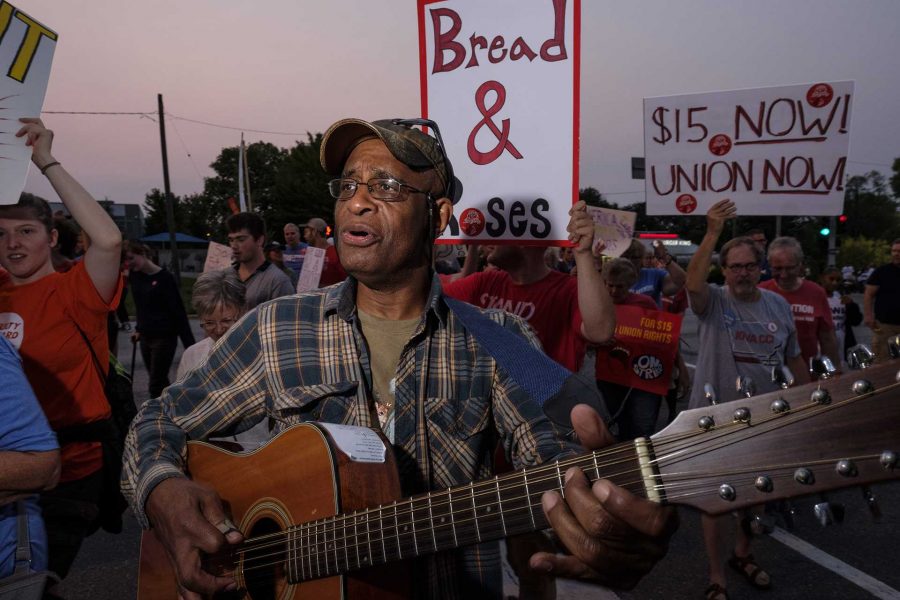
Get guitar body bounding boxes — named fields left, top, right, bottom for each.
left=138, top=423, right=409, bottom=600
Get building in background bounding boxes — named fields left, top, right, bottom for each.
left=51, top=200, right=145, bottom=240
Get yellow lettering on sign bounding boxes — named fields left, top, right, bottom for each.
left=0, top=2, right=15, bottom=39
left=5, top=10, right=57, bottom=83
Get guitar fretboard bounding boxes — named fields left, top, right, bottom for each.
left=273, top=446, right=644, bottom=583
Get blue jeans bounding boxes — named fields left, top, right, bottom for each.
left=597, top=380, right=662, bottom=441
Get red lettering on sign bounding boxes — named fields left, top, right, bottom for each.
left=467, top=81, right=524, bottom=165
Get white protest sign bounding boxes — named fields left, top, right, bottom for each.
left=585, top=206, right=636, bottom=258
left=419, top=0, right=579, bottom=245
left=643, top=81, right=853, bottom=216
left=0, top=3, right=57, bottom=205
left=296, top=246, right=325, bottom=292
left=202, top=241, right=233, bottom=272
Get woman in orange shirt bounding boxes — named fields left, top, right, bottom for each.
left=0, top=119, right=123, bottom=583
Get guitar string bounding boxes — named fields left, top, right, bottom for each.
left=228, top=383, right=898, bottom=581
left=233, top=450, right=886, bottom=585
left=233, top=388, right=866, bottom=559
left=233, top=389, right=887, bottom=576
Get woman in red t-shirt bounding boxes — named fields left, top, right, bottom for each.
left=0, top=119, right=123, bottom=581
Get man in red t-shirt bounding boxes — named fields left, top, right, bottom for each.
left=760, top=236, right=838, bottom=369
left=443, top=201, right=615, bottom=372
left=303, top=217, right=347, bottom=287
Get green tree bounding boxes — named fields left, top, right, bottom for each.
left=271, top=133, right=335, bottom=231
left=578, top=187, right=616, bottom=208
left=840, top=171, right=900, bottom=241
left=142, top=189, right=186, bottom=237
left=890, top=157, right=900, bottom=199
left=837, top=236, right=891, bottom=271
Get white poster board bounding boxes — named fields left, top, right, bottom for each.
left=643, top=81, right=854, bottom=216
left=0, top=3, right=57, bottom=205
left=419, top=0, right=579, bottom=245
left=585, top=206, right=636, bottom=258
left=202, top=241, right=233, bottom=272
left=296, top=246, right=326, bottom=292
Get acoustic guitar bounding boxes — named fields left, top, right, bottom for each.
left=138, top=361, right=900, bottom=599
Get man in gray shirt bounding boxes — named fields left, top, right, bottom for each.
left=226, top=212, right=294, bottom=309
left=685, top=199, right=807, bottom=600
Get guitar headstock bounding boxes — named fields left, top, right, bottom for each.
left=650, top=361, right=900, bottom=515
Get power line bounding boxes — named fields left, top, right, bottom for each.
left=165, top=113, right=308, bottom=137
left=42, top=110, right=154, bottom=116
left=848, top=160, right=893, bottom=168
left=165, top=114, right=205, bottom=184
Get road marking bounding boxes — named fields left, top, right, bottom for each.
left=771, top=527, right=900, bottom=600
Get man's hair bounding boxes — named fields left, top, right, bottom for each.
left=192, top=269, right=246, bottom=316
left=0, top=194, right=54, bottom=233
left=821, top=266, right=841, bottom=277
left=284, top=223, right=299, bottom=233
left=743, top=228, right=765, bottom=237
left=623, top=239, right=647, bottom=261
left=768, top=236, right=804, bottom=264
left=891, top=238, right=900, bottom=247
left=124, top=240, right=151, bottom=257
left=602, top=257, right=639, bottom=287
left=720, top=236, right=763, bottom=267
left=227, top=212, right=265, bottom=239
left=54, top=217, right=81, bottom=258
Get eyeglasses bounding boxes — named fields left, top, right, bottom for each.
left=391, top=118, right=456, bottom=202
left=200, top=317, right=238, bottom=332
left=726, top=262, right=761, bottom=274
left=770, top=264, right=800, bottom=273
left=328, top=177, right=432, bottom=202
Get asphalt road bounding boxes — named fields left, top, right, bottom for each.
left=52, top=306, right=900, bottom=600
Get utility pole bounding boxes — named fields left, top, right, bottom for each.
left=157, top=94, right=180, bottom=282
left=827, top=215, right=837, bottom=267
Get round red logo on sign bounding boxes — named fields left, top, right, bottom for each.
left=806, top=83, right=834, bottom=108
left=459, top=208, right=485, bottom=237
left=708, top=133, right=732, bottom=156
left=675, top=194, right=697, bottom=214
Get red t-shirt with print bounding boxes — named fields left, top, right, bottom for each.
left=759, top=279, right=834, bottom=364
left=0, top=262, right=122, bottom=482
left=443, top=269, right=585, bottom=372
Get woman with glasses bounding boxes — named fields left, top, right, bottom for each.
left=685, top=199, right=808, bottom=600
left=176, top=270, right=246, bottom=380
left=125, top=241, right=195, bottom=398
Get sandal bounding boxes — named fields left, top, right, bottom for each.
left=728, top=552, right=772, bottom=589
left=704, top=582, right=729, bottom=600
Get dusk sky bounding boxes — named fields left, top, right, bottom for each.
left=17, top=0, right=900, bottom=213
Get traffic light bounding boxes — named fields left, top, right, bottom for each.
left=838, top=214, right=848, bottom=223
left=819, top=227, right=831, bottom=236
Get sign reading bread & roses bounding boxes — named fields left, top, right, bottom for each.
left=419, top=0, right=580, bottom=244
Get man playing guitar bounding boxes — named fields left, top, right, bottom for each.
left=121, top=117, right=677, bottom=599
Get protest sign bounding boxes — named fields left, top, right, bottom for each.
left=418, top=0, right=579, bottom=245
left=643, top=81, right=853, bottom=216
left=202, top=241, right=232, bottom=272
left=297, top=246, right=326, bottom=292
left=0, top=2, right=57, bottom=205
left=585, top=206, right=636, bottom=258
left=595, top=305, right=682, bottom=395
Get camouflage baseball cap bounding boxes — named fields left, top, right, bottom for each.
left=320, top=118, right=450, bottom=197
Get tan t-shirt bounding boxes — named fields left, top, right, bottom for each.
left=357, top=310, right=420, bottom=439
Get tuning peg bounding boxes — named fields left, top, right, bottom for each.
left=736, top=375, right=756, bottom=398
left=810, top=355, right=837, bottom=380
left=771, top=365, right=795, bottom=389
left=862, top=486, right=882, bottom=521
left=814, top=495, right=845, bottom=526
left=703, top=383, right=718, bottom=406
left=847, top=344, right=875, bottom=370
left=888, top=335, right=900, bottom=359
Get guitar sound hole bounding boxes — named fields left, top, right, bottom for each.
left=243, top=517, right=287, bottom=600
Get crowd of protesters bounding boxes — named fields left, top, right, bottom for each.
left=0, top=116, right=895, bottom=600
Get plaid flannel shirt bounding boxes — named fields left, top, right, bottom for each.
left=122, top=274, right=578, bottom=599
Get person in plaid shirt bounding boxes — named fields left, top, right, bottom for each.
left=121, top=117, right=676, bottom=599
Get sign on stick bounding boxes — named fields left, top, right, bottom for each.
left=0, top=2, right=57, bottom=205
left=643, top=81, right=853, bottom=216
left=419, top=0, right=580, bottom=244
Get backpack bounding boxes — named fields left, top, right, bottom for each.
left=56, top=330, right=137, bottom=534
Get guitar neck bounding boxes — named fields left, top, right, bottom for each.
left=273, top=445, right=645, bottom=583
left=239, top=361, right=900, bottom=584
